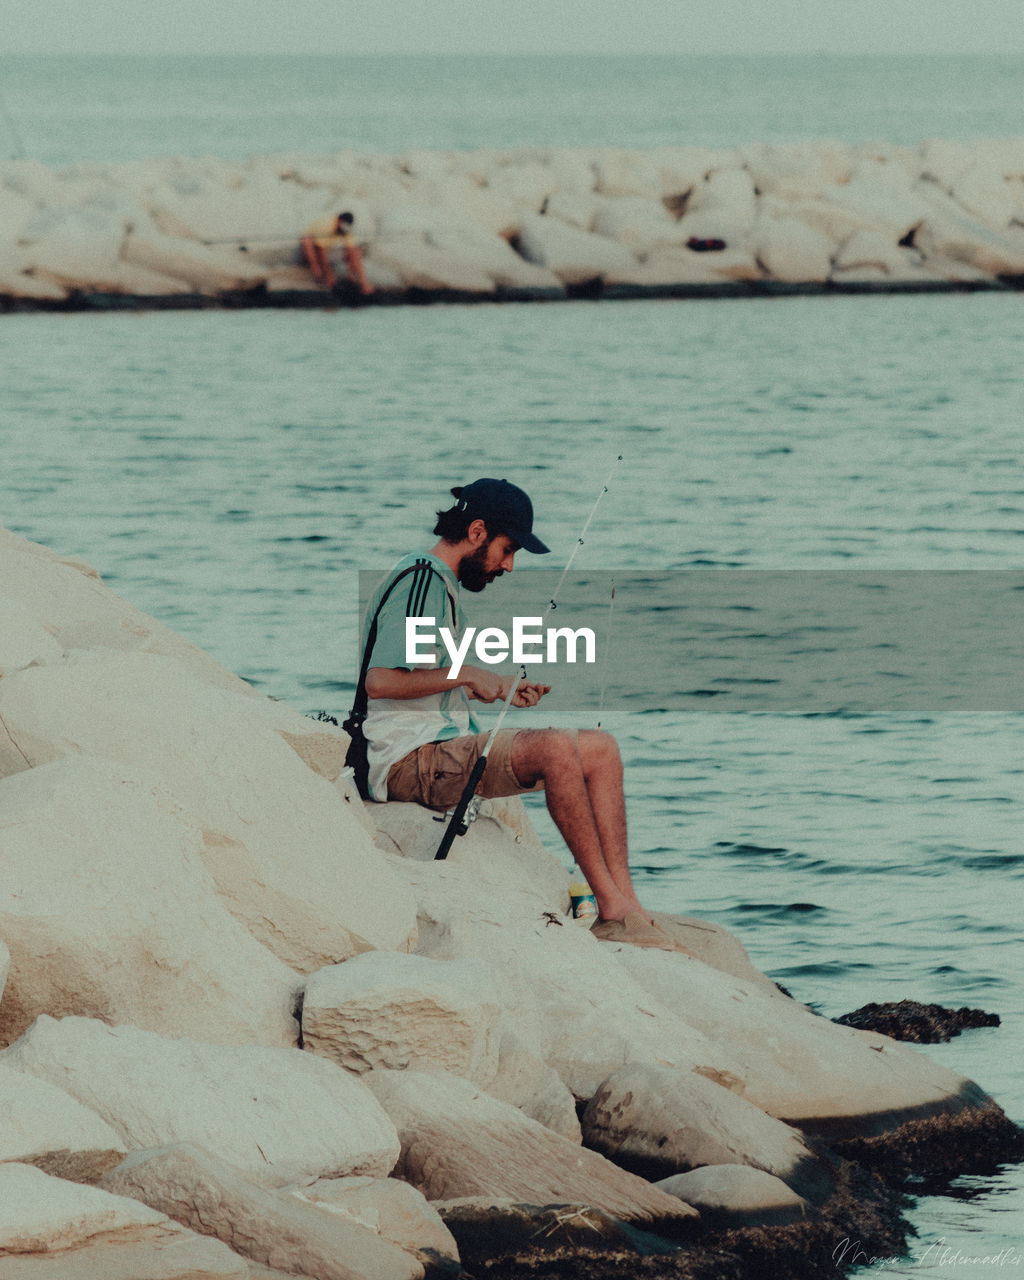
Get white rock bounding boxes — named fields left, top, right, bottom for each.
left=740, top=142, right=852, bottom=201
left=581, top=1062, right=832, bottom=1201
left=611, top=946, right=987, bottom=1135
left=18, top=206, right=126, bottom=288
left=365, top=1068, right=696, bottom=1228
left=649, top=913, right=790, bottom=995
left=656, top=1164, right=812, bottom=1228
left=0, top=596, right=63, bottom=676
left=376, top=202, right=468, bottom=239
left=0, top=650, right=419, bottom=971
left=0, top=1064, right=126, bottom=1183
left=915, top=184, right=1024, bottom=274
left=335, top=166, right=410, bottom=212
left=0, top=756, right=300, bottom=1049
left=951, top=164, right=1024, bottom=230
left=653, top=145, right=721, bottom=199
left=372, top=797, right=569, bottom=902
left=102, top=1144, right=425, bottom=1280
left=0, top=1162, right=162, bottom=1251
left=364, top=234, right=495, bottom=294
left=0, top=265, right=68, bottom=300
left=910, top=255, right=999, bottom=285
left=274, top=155, right=347, bottom=190
left=290, top=1175, right=459, bottom=1264
left=122, top=228, right=267, bottom=293
left=301, top=951, right=503, bottom=1083
left=0, top=1236, right=248, bottom=1280
left=425, top=227, right=564, bottom=291
left=854, top=141, right=919, bottom=176
left=107, top=262, right=197, bottom=295
left=265, top=264, right=333, bottom=293
left=674, top=206, right=757, bottom=244
left=360, top=258, right=406, bottom=292
left=831, top=228, right=921, bottom=276
left=754, top=215, right=836, bottom=283
left=765, top=193, right=895, bottom=247
left=685, top=167, right=758, bottom=236
left=0, top=525, right=255, bottom=695
left=515, top=213, right=638, bottom=285
left=0, top=185, right=35, bottom=239
left=980, top=137, right=1024, bottom=177
left=446, top=148, right=501, bottom=185
left=274, top=722, right=378, bottom=838
left=0, top=158, right=64, bottom=204
left=0, top=1163, right=247, bottom=1280
left=826, top=160, right=930, bottom=240
left=396, top=850, right=748, bottom=1098
left=399, top=150, right=452, bottom=181
left=484, top=162, right=557, bottom=210
left=145, top=166, right=311, bottom=243
left=593, top=152, right=663, bottom=200
left=919, top=138, right=977, bottom=190
left=542, top=190, right=601, bottom=231
left=591, top=196, right=682, bottom=251
left=446, top=182, right=522, bottom=238
left=80, top=185, right=155, bottom=233
left=1, top=1016, right=400, bottom=1187
left=604, top=244, right=762, bottom=287
left=545, top=150, right=597, bottom=195
left=390, top=175, right=521, bottom=239
left=483, top=1030, right=582, bottom=1142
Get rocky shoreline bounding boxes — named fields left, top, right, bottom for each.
left=0, top=522, right=1021, bottom=1279
left=2, top=139, right=1023, bottom=311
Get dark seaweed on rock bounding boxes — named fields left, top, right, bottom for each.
left=833, top=1100, right=1024, bottom=1189
left=834, top=999, right=1000, bottom=1043
left=455, top=1160, right=908, bottom=1280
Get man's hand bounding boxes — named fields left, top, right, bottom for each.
left=367, top=665, right=551, bottom=704
left=460, top=666, right=550, bottom=707
left=509, top=677, right=550, bottom=707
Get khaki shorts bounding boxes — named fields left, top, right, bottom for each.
left=386, top=729, right=547, bottom=812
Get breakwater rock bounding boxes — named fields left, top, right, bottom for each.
left=1, top=139, right=1023, bottom=310
left=0, top=522, right=1021, bottom=1278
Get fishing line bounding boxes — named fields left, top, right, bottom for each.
left=596, top=581, right=615, bottom=730
left=435, top=454, right=623, bottom=860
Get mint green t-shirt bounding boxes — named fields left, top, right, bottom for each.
left=360, top=553, right=480, bottom=801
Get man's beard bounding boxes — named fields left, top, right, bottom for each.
left=458, top=543, right=503, bottom=593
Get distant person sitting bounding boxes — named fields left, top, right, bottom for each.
left=300, top=211, right=373, bottom=295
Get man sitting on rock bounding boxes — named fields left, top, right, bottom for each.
left=354, top=477, right=687, bottom=952
left=300, top=211, right=373, bottom=295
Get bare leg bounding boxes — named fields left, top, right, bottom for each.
left=575, top=729, right=648, bottom=918
left=300, top=237, right=334, bottom=288
left=510, top=728, right=642, bottom=923
left=345, top=242, right=374, bottom=294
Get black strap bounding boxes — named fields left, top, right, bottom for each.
left=345, top=560, right=456, bottom=736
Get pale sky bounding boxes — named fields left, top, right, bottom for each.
left=3, top=0, right=1024, bottom=56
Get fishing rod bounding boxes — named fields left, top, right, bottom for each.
left=434, top=454, right=623, bottom=861
left=200, top=235, right=298, bottom=245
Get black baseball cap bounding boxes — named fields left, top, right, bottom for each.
left=453, top=478, right=550, bottom=554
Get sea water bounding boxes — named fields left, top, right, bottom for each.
left=2, top=52, right=1023, bottom=1277
left=3, top=52, right=1024, bottom=164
